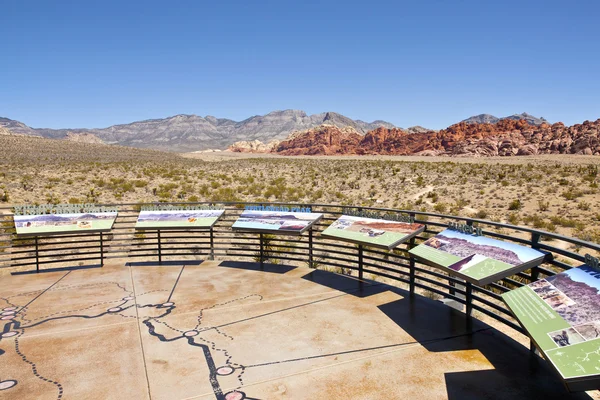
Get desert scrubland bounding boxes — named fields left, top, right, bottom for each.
left=2, top=135, right=600, bottom=238
left=1, top=135, right=599, bottom=253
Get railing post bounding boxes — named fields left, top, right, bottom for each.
left=308, top=228, right=313, bottom=268
left=157, top=229, right=162, bottom=264
left=409, top=236, right=416, bottom=295
left=531, top=232, right=541, bottom=249
left=358, top=244, right=363, bottom=280
left=209, top=227, right=214, bottom=260
left=100, top=232, right=104, bottom=266
left=259, top=233, right=264, bottom=270
left=531, top=232, right=542, bottom=286
left=35, top=236, right=40, bottom=273
left=465, top=282, right=473, bottom=317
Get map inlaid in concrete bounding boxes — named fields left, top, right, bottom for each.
left=0, top=260, right=588, bottom=399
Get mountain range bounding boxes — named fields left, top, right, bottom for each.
left=0, top=110, right=397, bottom=152
left=0, top=110, right=550, bottom=153
left=461, top=112, right=548, bottom=126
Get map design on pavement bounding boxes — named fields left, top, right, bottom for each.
left=0, top=267, right=255, bottom=400
left=0, top=261, right=582, bottom=400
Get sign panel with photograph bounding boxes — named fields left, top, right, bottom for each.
left=321, top=215, right=425, bottom=249
left=502, top=257, right=600, bottom=390
left=14, top=212, right=118, bottom=236
left=232, top=210, right=323, bottom=235
left=135, top=209, right=224, bottom=230
left=409, top=228, right=546, bottom=285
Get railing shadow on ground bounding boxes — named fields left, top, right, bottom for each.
left=300, top=268, right=389, bottom=298
left=126, top=259, right=205, bottom=267
left=218, top=260, right=297, bottom=274
left=378, top=295, right=592, bottom=399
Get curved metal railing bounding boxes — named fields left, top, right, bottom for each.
left=1, top=202, right=599, bottom=337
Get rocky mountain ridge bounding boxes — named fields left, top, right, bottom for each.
left=0, top=110, right=397, bottom=152
left=462, top=112, right=548, bottom=126
left=232, top=118, right=600, bottom=156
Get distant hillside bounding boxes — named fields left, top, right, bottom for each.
left=0, top=110, right=397, bottom=152
left=462, top=113, right=548, bottom=126
left=0, top=134, right=182, bottom=165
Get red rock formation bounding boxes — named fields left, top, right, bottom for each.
left=274, top=125, right=362, bottom=155
left=262, top=119, right=600, bottom=157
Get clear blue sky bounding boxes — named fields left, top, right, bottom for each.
left=1, top=0, right=599, bottom=130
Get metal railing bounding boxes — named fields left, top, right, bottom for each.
left=1, top=201, right=599, bottom=337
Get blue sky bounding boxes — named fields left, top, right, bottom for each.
left=561, top=265, right=600, bottom=290
left=1, top=0, right=599, bottom=129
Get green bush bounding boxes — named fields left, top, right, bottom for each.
left=508, top=199, right=522, bottom=210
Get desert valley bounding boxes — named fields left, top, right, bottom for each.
left=1, top=110, right=599, bottom=253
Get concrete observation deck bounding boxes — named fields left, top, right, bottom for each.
left=0, top=260, right=594, bottom=400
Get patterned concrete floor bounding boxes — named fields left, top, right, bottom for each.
left=0, top=260, right=593, bottom=400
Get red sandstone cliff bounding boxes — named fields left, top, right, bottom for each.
left=273, top=125, right=362, bottom=155
left=236, top=119, right=600, bottom=157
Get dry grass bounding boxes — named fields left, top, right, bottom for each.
left=1, top=136, right=600, bottom=247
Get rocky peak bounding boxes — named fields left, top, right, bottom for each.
left=228, top=139, right=280, bottom=153
left=64, top=131, right=105, bottom=144
left=274, top=125, right=362, bottom=155
left=462, top=112, right=548, bottom=126
left=462, top=114, right=499, bottom=124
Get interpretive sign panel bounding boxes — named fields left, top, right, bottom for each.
left=232, top=209, right=323, bottom=235
left=135, top=208, right=224, bottom=230
left=321, top=215, right=425, bottom=249
left=13, top=204, right=118, bottom=236
left=502, top=255, right=600, bottom=391
left=409, top=228, right=545, bottom=285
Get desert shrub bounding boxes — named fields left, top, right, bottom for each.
left=508, top=199, right=522, bottom=210
left=433, top=203, right=448, bottom=213
left=426, top=191, right=439, bottom=203
left=507, top=212, right=520, bottom=225
left=562, top=189, right=584, bottom=200
left=577, top=201, right=591, bottom=211
left=473, top=210, right=488, bottom=219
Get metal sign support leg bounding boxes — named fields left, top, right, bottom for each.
left=259, top=233, right=264, bottom=270
left=465, top=282, right=473, bottom=317
left=35, top=236, right=40, bottom=273
left=409, top=237, right=416, bottom=295
left=358, top=244, right=363, bottom=280
left=157, top=230, right=162, bottom=264
left=209, top=227, right=214, bottom=260
left=308, top=229, right=313, bottom=268
left=100, top=232, right=104, bottom=266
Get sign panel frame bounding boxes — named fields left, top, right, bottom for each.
left=409, top=228, right=547, bottom=286
left=14, top=211, right=118, bottom=237
left=134, top=209, right=225, bottom=231
left=321, top=215, right=425, bottom=250
left=502, top=257, right=600, bottom=392
left=231, top=210, right=323, bottom=236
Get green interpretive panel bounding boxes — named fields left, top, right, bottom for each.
left=502, top=262, right=600, bottom=391
left=135, top=209, right=224, bottom=230
left=409, top=228, right=545, bottom=286
left=321, top=215, right=425, bottom=249
left=14, top=212, right=118, bottom=236
left=232, top=210, right=323, bottom=235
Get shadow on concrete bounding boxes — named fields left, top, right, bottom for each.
left=377, top=294, right=592, bottom=399
left=11, top=263, right=103, bottom=275
left=300, top=269, right=388, bottom=298
left=218, top=261, right=296, bottom=274
left=126, top=260, right=204, bottom=267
